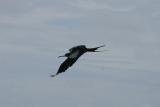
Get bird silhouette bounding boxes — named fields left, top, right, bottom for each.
left=51, top=45, right=105, bottom=77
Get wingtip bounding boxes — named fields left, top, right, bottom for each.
left=50, top=74, right=56, bottom=77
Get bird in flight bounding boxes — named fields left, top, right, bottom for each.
left=51, top=45, right=105, bottom=77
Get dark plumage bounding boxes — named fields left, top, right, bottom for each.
left=51, top=45, right=105, bottom=77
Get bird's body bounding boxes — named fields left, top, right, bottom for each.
left=51, top=45, right=105, bottom=77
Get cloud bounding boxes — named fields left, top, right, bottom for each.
left=67, top=0, right=136, bottom=12
left=0, top=0, right=160, bottom=107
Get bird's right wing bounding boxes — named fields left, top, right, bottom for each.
left=55, top=57, right=78, bottom=76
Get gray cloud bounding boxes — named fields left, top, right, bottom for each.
left=0, top=0, right=160, bottom=107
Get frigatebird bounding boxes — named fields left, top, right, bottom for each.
left=51, top=45, right=105, bottom=77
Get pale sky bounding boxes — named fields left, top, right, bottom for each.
left=0, top=0, right=160, bottom=107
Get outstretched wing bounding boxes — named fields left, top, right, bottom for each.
left=51, top=50, right=83, bottom=77
left=56, top=58, right=78, bottom=75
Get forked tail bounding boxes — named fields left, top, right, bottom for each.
left=95, top=45, right=106, bottom=49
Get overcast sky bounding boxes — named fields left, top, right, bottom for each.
left=0, top=0, right=160, bottom=107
